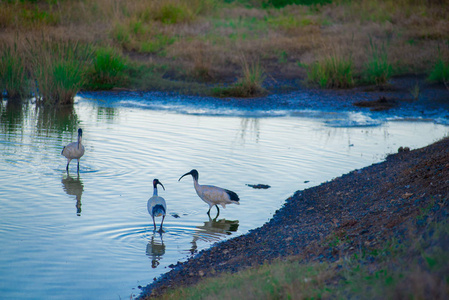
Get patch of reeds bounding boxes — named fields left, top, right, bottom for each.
left=306, top=54, right=354, bottom=88
left=84, top=46, right=129, bottom=90
left=0, top=42, right=28, bottom=100
left=362, top=39, right=392, bottom=86
left=27, top=38, right=92, bottom=106
left=427, top=54, right=449, bottom=85
left=213, top=56, right=266, bottom=97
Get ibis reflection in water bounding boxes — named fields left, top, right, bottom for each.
left=178, top=169, right=240, bottom=217
left=146, top=233, right=165, bottom=268
left=61, top=174, right=84, bottom=216
left=61, top=128, right=85, bottom=173
left=147, top=179, right=167, bottom=232
left=190, top=216, right=239, bottom=254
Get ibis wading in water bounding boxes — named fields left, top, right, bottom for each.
left=61, top=128, right=85, bottom=173
left=147, top=179, right=167, bottom=232
left=178, top=169, right=240, bottom=216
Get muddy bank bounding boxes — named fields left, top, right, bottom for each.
left=139, top=133, right=449, bottom=298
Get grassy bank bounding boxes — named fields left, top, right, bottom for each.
left=1, top=0, right=449, bottom=103
left=149, top=199, right=449, bottom=299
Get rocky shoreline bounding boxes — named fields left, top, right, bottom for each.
left=139, top=132, right=449, bottom=298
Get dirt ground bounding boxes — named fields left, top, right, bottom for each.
left=139, top=112, right=449, bottom=298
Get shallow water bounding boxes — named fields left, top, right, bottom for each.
left=0, top=92, right=448, bottom=299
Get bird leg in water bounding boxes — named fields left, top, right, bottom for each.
left=207, top=205, right=220, bottom=219
left=158, top=215, right=165, bottom=233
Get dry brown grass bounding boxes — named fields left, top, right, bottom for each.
left=1, top=0, right=448, bottom=91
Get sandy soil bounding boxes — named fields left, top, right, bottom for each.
left=138, top=80, right=449, bottom=298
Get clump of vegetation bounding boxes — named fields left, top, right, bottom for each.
left=363, top=39, right=392, bottom=86
left=0, top=42, right=28, bottom=100
left=27, top=39, right=92, bottom=106
left=428, top=55, right=449, bottom=86
left=306, top=55, right=354, bottom=88
left=213, top=57, right=266, bottom=97
left=85, top=47, right=130, bottom=90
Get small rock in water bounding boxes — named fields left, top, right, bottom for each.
left=246, top=184, right=271, bottom=189
left=171, top=213, right=180, bottom=218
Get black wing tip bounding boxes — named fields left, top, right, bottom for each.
left=152, top=204, right=166, bottom=216
left=225, top=189, right=240, bottom=202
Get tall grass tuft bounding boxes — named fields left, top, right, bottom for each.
left=0, top=42, right=28, bottom=100
left=85, top=46, right=129, bottom=90
left=27, top=38, right=92, bottom=106
left=306, top=55, right=354, bottom=88
left=427, top=55, right=449, bottom=86
left=213, top=56, right=266, bottom=97
left=363, top=39, right=392, bottom=86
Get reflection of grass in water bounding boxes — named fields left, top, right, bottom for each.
left=35, top=105, right=79, bottom=133
left=0, top=99, right=79, bottom=135
left=237, top=118, right=260, bottom=143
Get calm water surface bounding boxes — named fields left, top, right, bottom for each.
left=0, top=93, right=448, bottom=299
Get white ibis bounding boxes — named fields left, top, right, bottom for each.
left=178, top=169, right=240, bottom=216
left=61, top=128, right=85, bottom=173
left=147, top=179, right=167, bottom=232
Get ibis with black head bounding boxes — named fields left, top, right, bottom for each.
left=147, top=179, right=167, bottom=232
left=61, top=128, right=85, bottom=173
left=178, top=169, right=240, bottom=217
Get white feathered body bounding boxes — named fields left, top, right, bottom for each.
left=147, top=195, right=167, bottom=218
left=194, top=181, right=240, bottom=209
left=62, top=141, right=85, bottom=161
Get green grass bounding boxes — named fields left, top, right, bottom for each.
left=363, top=39, right=392, bottom=86
left=28, top=39, right=92, bottom=105
left=140, top=34, right=176, bottom=54
left=213, top=57, right=266, bottom=97
left=154, top=2, right=193, bottom=24
left=152, top=209, right=449, bottom=300
left=306, top=55, right=354, bottom=88
left=428, top=55, right=449, bottom=84
left=84, top=46, right=129, bottom=90
left=0, top=42, right=28, bottom=100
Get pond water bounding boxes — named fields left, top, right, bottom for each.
left=0, top=91, right=448, bottom=299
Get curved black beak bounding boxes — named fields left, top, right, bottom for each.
left=178, top=171, right=191, bottom=181
left=154, top=179, right=165, bottom=190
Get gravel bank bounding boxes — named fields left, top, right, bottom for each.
left=139, top=134, right=449, bottom=298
